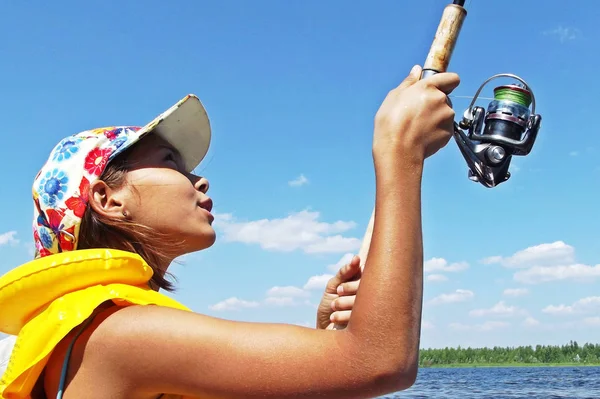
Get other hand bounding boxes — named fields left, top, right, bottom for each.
left=316, top=255, right=362, bottom=330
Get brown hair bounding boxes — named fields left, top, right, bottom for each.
left=77, top=149, right=183, bottom=292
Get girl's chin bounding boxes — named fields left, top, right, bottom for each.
left=193, top=229, right=217, bottom=250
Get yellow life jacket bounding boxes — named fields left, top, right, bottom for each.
left=0, top=248, right=191, bottom=399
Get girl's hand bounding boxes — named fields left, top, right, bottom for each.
left=372, top=65, right=460, bottom=167
left=316, top=255, right=361, bottom=330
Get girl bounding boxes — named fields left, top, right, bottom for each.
left=0, top=64, right=459, bottom=398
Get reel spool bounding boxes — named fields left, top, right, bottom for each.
left=453, top=73, right=542, bottom=188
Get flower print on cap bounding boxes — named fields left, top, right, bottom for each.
left=37, top=169, right=69, bottom=207
left=84, top=148, right=113, bottom=176
left=65, top=177, right=90, bottom=218
left=52, top=137, right=81, bottom=162
left=32, top=126, right=149, bottom=258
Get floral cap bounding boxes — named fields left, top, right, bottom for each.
left=32, top=94, right=211, bottom=258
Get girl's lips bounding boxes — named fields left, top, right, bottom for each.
left=198, top=197, right=213, bottom=212
left=206, top=209, right=215, bottom=223
left=198, top=205, right=214, bottom=223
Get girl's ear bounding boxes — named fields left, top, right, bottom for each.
left=88, top=180, right=130, bottom=219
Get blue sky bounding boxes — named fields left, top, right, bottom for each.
left=1, top=0, right=599, bottom=349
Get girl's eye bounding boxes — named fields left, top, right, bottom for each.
left=163, top=152, right=183, bottom=171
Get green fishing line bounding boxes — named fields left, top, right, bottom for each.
left=494, top=86, right=532, bottom=107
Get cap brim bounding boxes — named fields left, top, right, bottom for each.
left=137, top=94, right=211, bottom=172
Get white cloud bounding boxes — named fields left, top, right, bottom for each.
left=542, top=296, right=600, bottom=316
left=503, top=288, right=529, bottom=297
left=449, top=321, right=509, bottom=332
left=569, top=151, right=579, bottom=157
left=523, top=317, right=540, bottom=327
left=469, top=301, right=527, bottom=318
left=424, top=258, right=469, bottom=273
left=266, top=286, right=309, bottom=298
left=0, top=231, right=19, bottom=246
left=579, top=296, right=600, bottom=309
left=542, top=304, right=574, bottom=316
left=428, top=289, right=474, bottom=305
left=210, top=286, right=316, bottom=311
left=209, top=297, right=260, bottom=311
left=305, top=236, right=362, bottom=254
left=482, top=241, right=575, bottom=268
left=213, top=210, right=361, bottom=254
left=327, top=253, right=355, bottom=272
left=514, top=264, right=600, bottom=284
left=482, top=256, right=503, bottom=265
left=485, top=241, right=600, bottom=284
left=288, top=174, right=309, bottom=187
left=426, top=274, right=448, bottom=282
left=583, top=317, right=600, bottom=326
left=543, top=25, right=582, bottom=43
left=263, top=285, right=313, bottom=307
left=264, top=297, right=298, bottom=307
left=303, top=274, right=334, bottom=291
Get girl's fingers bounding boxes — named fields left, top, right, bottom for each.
left=339, top=256, right=361, bottom=281
left=331, top=295, right=356, bottom=311
left=330, top=310, right=352, bottom=324
left=337, top=280, right=360, bottom=296
left=324, top=255, right=360, bottom=294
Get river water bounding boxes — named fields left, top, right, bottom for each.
left=381, top=366, right=600, bottom=398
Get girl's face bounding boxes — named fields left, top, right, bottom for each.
left=91, top=133, right=216, bottom=256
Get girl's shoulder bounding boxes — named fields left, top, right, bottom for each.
left=43, top=303, right=124, bottom=398
left=45, top=304, right=206, bottom=399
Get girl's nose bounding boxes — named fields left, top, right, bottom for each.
left=194, top=176, right=210, bottom=193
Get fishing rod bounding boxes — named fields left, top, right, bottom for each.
left=334, top=0, right=542, bottom=329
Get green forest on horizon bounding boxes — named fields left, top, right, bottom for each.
left=419, top=341, right=600, bottom=367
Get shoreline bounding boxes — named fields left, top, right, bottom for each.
left=421, top=362, right=600, bottom=368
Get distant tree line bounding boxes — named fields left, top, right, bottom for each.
left=419, top=341, right=600, bottom=366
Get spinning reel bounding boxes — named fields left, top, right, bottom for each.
left=452, top=73, right=542, bottom=188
